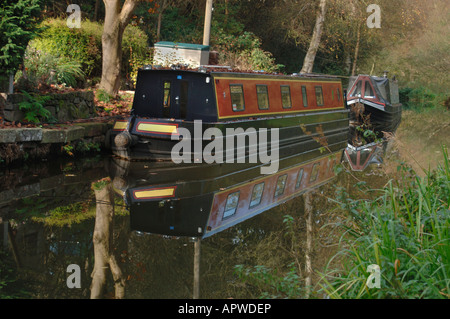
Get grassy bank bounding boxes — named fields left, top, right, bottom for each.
left=319, top=146, right=449, bottom=298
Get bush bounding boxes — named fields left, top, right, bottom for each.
left=30, top=18, right=149, bottom=81
left=214, top=30, right=284, bottom=73
left=399, top=86, right=440, bottom=110
left=16, top=46, right=85, bottom=89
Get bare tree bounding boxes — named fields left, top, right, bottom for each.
left=300, top=0, right=327, bottom=74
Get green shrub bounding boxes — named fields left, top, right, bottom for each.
left=17, top=46, right=85, bottom=88
left=31, top=18, right=149, bottom=81
left=32, top=19, right=102, bottom=78
left=399, top=86, right=439, bottom=110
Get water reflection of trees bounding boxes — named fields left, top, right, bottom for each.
left=90, top=178, right=125, bottom=298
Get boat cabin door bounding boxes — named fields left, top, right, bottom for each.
left=161, top=78, right=189, bottom=119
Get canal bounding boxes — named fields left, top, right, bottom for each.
left=0, top=153, right=387, bottom=299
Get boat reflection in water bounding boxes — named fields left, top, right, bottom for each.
left=344, top=141, right=385, bottom=172
left=109, top=151, right=341, bottom=240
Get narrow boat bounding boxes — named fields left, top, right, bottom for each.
left=109, top=152, right=340, bottom=239
left=346, top=73, right=402, bottom=143
left=108, top=66, right=349, bottom=172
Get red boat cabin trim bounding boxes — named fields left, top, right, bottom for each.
left=213, top=74, right=345, bottom=120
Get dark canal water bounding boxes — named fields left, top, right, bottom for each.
left=0, top=154, right=348, bottom=299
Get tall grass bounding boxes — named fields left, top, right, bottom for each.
left=319, top=145, right=450, bottom=298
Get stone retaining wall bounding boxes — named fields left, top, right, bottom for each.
left=0, top=122, right=113, bottom=165
left=1, top=90, right=96, bottom=122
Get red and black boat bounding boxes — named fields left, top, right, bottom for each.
left=346, top=73, right=402, bottom=142
left=344, top=73, right=402, bottom=171
left=108, top=66, right=349, bottom=174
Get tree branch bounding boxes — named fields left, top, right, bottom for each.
left=120, top=0, right=139, bottom=27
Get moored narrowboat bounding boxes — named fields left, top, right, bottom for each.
left=346, top=73, right=402, bottom=144
left=108, top=66, right=349, bottom=173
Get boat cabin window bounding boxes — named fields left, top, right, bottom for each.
left=281, top=85, right=292, bottom=109
left=310, top=163, right=320, bottom=183
left=274, top=174, right=288, bottom=197
left=163, top=81, right=171, bottom=117
left=302, top=86, right=308, bottom=107
left=223, top=191, right=240, bottom=219
left=250, top=182, right=265, bottom=208
left=295, top=169, right=304, bottom=189
left=315, top=86, right=324, bottom=106
left=256, top=85, right=269, bottom=110
left=230, top=84, right=245, bottom=111
left=350, top=80, right=362, bottom=97
left=364, top=81, right=375, bottom=98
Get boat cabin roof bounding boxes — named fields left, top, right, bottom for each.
left=347, top=74, right=400, bottom=107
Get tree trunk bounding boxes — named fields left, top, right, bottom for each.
left=351, top=22, right=361, bottom=76
left=193, top=238, right=201, bottom=299
left=203, top=0, right=213, bottom=46
left=304, top=191, right=313, bottom=299
left=94, top=0, right=100, bottom=21
left=99, top=0, right=139, bottom=97
left=156, top=0, right=167, bottom=43
left=300, top=0, right=327, bottom=74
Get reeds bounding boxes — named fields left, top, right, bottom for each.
left=318, top=145, right=450, bottom=298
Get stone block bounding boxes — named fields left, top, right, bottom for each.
left=3, top=109, right=24, bottom=122
left=41, top=129, right=67, bottom=143
left=15, top=128, right=43, bottom=142
left=0, top=129, right=16, bottom=143
left=46, top=106, right=57, bottom=118
left=75, top=122, right=106, bottom=137
left=65, top=126, right=85, bottom=141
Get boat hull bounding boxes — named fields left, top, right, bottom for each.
left=109, top=109, right=349, bottom=171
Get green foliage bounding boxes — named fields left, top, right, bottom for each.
left=31, top=19, right=102, bottom=78
left=18, top=91, right=52, bottom=123
left=234, top=263, right=303, bottom=299
left=95, top=89, right=113, bottom=103
left=399, top=86, right=442, bottom=110
left=17, top=45, right=85, bottom=89
left=61, top=143, right=74, bottom=157
left=128, top=47, right=153, bottom=87
left=75, top=141, right=101, bottom=153
left=31, top=18, right=149, bottom=80
left=0, top=0, right=43, bottom=75
left=33, top=201, right=95, bottom=227
left=319, top=146, right=450, bottom=299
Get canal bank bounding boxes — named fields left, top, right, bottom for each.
left=0, top=120, right=114, bottom=165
